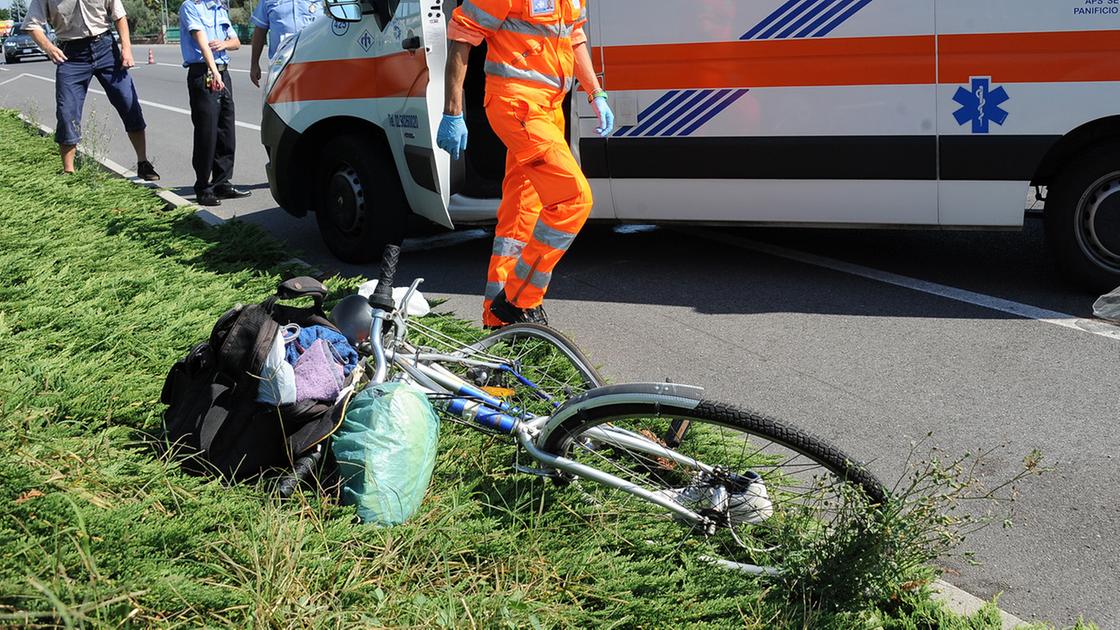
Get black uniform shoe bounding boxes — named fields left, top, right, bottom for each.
left=213, top=185, right=251, bottom=199
left=196, top=192, right=222, bottom=207
left=136, top=160, right=160, bottom=181
left=489, top=290, right=549, bottom=326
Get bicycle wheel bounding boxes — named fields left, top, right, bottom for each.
left=414, top=322, right=605, bottom=417
left=540, top=394, right=887, bottom=570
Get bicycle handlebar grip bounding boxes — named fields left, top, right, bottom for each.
left=377, top=245, right=401, bottom=291
left=278, top=449, right=322, bottom=498
left=368, top=244, right=400, bottom=311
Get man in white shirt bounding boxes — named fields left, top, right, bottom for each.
left=24, top=0, right=159, bottom=179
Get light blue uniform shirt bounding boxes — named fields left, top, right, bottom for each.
left=251, top=0, right=322, bottom=59
left=179, top=0, right=233, bottom=67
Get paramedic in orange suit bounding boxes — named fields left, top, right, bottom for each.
left=437, top=0, right=614, bottom=328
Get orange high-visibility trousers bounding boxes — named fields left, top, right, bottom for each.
left=481, top=92, right=593, bottom=327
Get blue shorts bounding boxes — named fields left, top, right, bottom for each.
left=54, top=33, right=146, bottom=146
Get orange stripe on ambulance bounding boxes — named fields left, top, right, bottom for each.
left=260, top=0, right=1120, bottom=290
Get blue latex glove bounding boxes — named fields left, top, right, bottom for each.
left=437, top=114, right=468, bottom=160
left=593, top=96, right=614, bottom=138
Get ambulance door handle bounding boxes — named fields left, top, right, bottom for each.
left=402, top=36, right=421, bottom=51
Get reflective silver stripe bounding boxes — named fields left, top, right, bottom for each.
left=485, top=281, right=504, bottom=300
left=531, top=222, right=577, bottom=252
left=500, top=17, right=574, bottom=38
left=514, top=259, right=552, bottom=289
left=460, top=0, right=504, bottom=32
left=484, top=60, right=564, bottom=90
left=492, top=237, right=526, bottom=258
left=564, top=77, right=574, bottom=92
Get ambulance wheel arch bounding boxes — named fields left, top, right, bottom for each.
left=1043, top=143, right=1120, bottom=292
left=310, top=122, right=409, bottom=264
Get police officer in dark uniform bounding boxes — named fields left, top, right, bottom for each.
left=179, top=0, right=250, bottom=206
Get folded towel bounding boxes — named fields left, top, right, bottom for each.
left=293, top=338, right=345, bottom=403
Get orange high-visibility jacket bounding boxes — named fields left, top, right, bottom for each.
left=449, top=0, right=589, bottom=105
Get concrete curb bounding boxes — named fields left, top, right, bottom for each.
left=932, top=579, right=1027, bottom=629
left=11, top=111, right=1035, bottom=628
left=15, top=112, right=320, bottom=275
left=15, top=113, right=191, bottom=211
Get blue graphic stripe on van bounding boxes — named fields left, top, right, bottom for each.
left=741, top=0, right=872, bottom=40
left=757, top=0, right=825, bottom=40
left=618, top=89, right=698, bottom=137
left=776, top=0, right=844, bottom=38
left=646, top=90, right=713, bottom=137
left=615, top=89, right=750, bottom=138
left=740, top=0, right=804, bottom=40
left=790, top=0, right=862, bottom=38
left=662, top=89, right=732, bottom=137
left=612, top=89, right=681, bottom=137
left=679, top=89, right=751, bottom=136
left=813, top=0, right=874, bottom=37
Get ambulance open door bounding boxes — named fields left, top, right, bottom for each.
left=324, top=0, right=454, bottom=229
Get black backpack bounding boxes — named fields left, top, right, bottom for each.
left=160, top=277, right=350, bottom=480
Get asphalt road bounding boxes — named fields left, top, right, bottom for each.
left=3, top=45, right=1119, bottom=627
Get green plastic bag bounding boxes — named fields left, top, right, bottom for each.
left=332, top=382, right=440, bottom=525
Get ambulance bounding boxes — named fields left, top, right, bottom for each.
left=261, top=0, right=1120, bottom=290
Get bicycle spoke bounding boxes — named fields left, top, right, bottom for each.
left=547, top=407, right=882, bottom=570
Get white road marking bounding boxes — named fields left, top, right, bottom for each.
left=0, top=72, right=30, bottom=86
left=688, top=228, right=1120, bottom=342
left=8, top=71, right=262, bottom=131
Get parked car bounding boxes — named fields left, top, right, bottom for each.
left=261, top=0, right=1120, bottom=291
left=3, top=23, right=55, bottom=63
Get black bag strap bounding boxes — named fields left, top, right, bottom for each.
left=198, top=384, right=230, bottom=452
left=216, top=304, right=279, bottom=377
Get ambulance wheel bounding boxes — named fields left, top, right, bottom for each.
left=315, top=134, right=407, bottom=264
left=1045, top=146, right=1120, bottom=292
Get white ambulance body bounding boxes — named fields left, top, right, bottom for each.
left=261, top=0, right=1120, bottom=289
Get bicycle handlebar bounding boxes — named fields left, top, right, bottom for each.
left=367, top=244, right=400, bottom=312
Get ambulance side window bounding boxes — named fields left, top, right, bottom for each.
left=370, top=0, right=401, bottom=29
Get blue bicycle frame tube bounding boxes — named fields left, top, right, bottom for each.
left=497, top=365, right=556, bottom=404
left=444, top=398, right=519, bottom=433
left=413, top=360, right=517, bottom=412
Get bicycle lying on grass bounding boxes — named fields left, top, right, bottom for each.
left=286, top=246, right=888, bottom=575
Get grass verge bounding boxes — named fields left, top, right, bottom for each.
left=0, top=110, right=1087, bottom=628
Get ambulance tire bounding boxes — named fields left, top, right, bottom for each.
left=1045, top=146, right=1120, bottom=293
left=315, top=134, right=407, bottom=264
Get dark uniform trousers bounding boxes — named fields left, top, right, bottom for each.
left=186, top=64, right=235, bottom=196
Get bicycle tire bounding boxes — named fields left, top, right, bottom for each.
left=440, top=323, right=605, bottom=416
left=467, top=324, right=604, bottom=385
left=540, top=395, right=887, bottom=568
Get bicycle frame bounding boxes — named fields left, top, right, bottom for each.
left=362, top=284, right=714, bottom=528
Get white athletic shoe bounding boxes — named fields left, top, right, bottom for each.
left=657, top=477, right=773, bottom=525
left=727, top=479, right=773, bottom=524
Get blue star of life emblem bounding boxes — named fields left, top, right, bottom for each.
left=953, top=77, right=1009, bottom=134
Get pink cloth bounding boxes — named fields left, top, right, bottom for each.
left=293, top=339, right=344, bottom=402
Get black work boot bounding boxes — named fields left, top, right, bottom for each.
left=489, top=290, right=549, bottom=326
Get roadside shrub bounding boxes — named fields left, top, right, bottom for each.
left=777, top=438, right=1047, bottom=619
